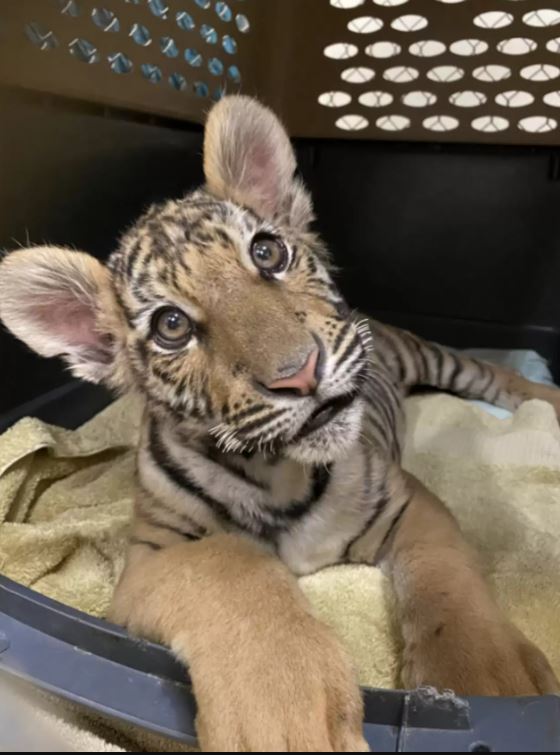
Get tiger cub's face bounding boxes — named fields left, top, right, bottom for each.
left=109, top=189, right=367, bottom=463
left=0, top=96, right=368, bottom=464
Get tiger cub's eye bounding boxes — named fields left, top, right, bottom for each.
left=250, top=233, right=288, bottom=276
left=151, top=307, right=192, bottom=349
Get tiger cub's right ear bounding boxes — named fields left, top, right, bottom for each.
left=0, top=246, right=123, bottom=384
left=203, top=95, right=314, bottom=229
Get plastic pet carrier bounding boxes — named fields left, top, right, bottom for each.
left=1, top=0, right=560, bottom=750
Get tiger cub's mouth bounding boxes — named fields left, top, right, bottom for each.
left=296, top=391, right=357, bottom=439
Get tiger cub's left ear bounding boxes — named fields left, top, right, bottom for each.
left=203, top=95, right=313, bottom=229
left=0, top=246, right=123, bottom=385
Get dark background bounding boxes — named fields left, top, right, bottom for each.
left=2, top=90, right=560, bottom=414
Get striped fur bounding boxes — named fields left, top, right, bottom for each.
left=2, top=98, right=560, bottom=723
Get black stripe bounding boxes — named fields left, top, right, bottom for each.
left=149, top=424, right=235, bottom=525
left=126, top=239, right=143, bottom=278
left=365, top=409, right=390, bottom=446
left=141, top=514, right=203, bottom=541
left=478, top=366, right=496, bottom=398
left=378, top=330, right=405, bottom=384
left=130, top=537, right=162, bottom=551
left=334, top=333, right=361, bottom=371
left=446, top=353, right=463, bottom=391
left=149, top=425, right=332, bottom=539
left=364, top=380, right=398, bottom=452
left=378, top=496, right=412, bottom=553
left=342, top=491, right=391, bottom=560
left=207, top=449, right=269, bottom=491
left=433, top=347, right=445, bottom=388
left=136, top=488, right=208, bottom=533
left=240, top=407, right=288, bottom=438
left=282, top=464, right=333, bottom=520
left=409, top=336, right=429, bottom=384
left=333, top=320, right=352, bottom=355
left=230, top=402, right=270, bottom=424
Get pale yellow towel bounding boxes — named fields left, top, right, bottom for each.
left=1, top=393, right=560, bottom=750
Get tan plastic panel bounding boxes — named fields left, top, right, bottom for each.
left=1, top=0, right=560, bottom=144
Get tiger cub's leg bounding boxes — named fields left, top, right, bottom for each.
left=110, top=511, right=368, bottom=752
left=381, top=473, right=559, bottom=696
left=369, top=320, right=560, bottom=417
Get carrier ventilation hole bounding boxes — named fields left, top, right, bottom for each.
left=194, top=81, right=209, bottom=97
left=58, top=1, right=80, bottom=17
left=208, top=57, right=224, bottom=75
left=373, top=0, right=409, bottom=6
left=449, top=39, right=488, bottom=56
left=324, top=42, right=359, bottom=60
left=92, top=8, right=120, bottom=32
left=335, top=114, right=369, bottom=130
left=185, top=48, right=203, bottom=67
left=108, top=52, right=133, bottom=74
left=495, top=90, right=534, bottom=107
left=68, top=38, right=99, bottom=63
left=365, top=42, right=401, bottom=59
left=474, top=11, right=513, bottom=29
left=547, top=38, right=560, bottom=53
left=359, top=91, right=393, bottom=107
left=449, top=90, right=487, bottom=107
left=341, top=66, right=375, bottom=83
left=215, top=3, right=233, bottom=22
left=409, top=40, right=446, bottom=58
left=223, top=35, right=237, bottom=54
left=347, top=16, right=383, bottom=34
left=497, top=37, right=538, bottom=55
left=25, top=22, right=59, bottom=51
left=473, top=65, right=511, bottom=82
left=176, top=11, right=195, bottom=32
left=228, top=64, right=241, bottom=83
left=518, top=115, right=558, bottom=132
left=543, top=90, right=560, bottom=106
left=423, top=115, right=459, bottom=131
left=235, top=14, right=250, bottom=33
left=522, top=9, right=560, bottom=28
left=200, top=24, right=218, bottom=44
left=141, top=63, right=162, bottom=83
left=330, top=0, right=365, bottom=8
left=471, top=115, right=509, bottom=133
left=130, top=23, right=151, bottom=47
left=375, top=114, right=410, bottom=131
left=427, top=65, right=464, bottom=83
left=383, top=66, right=419, bottom=83
left=160, top=36, right=179, bottom=57
left=169, top=72, right=187, bottom=90
left=194, top=0, right=211, bottom=9
left=148, top=0, right=169, bottom=20
left=402, top=91, right=437, bottom=107
left=521, top=63, right=560, bottom=81
left=391, top=15, right=428, bottom=32
left=318, top=91, right=352, bottom=107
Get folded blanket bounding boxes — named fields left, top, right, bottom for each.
left=1, top=382, right=560, bottom=749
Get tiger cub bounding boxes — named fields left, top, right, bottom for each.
left=1, top=96, right=558, bottom=752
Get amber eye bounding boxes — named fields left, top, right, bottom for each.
left=250, top=233, right=289, bottom=276
left=151, top=307, right=192, bottom=349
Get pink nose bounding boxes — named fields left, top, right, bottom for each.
left=267, top=348, right=319, bottom=396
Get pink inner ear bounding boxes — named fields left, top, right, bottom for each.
left=245, top=143, right=282, bottom=215
left=34, top=297, right=101, bottom=349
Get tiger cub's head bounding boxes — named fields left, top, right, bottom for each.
left=0, top=97, right=369, bottom=463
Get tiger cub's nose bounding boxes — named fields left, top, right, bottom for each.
left=267, top=348, right=319, bottom=397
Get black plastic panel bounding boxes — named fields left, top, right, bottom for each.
left=2, top=93, right=560, bottom=412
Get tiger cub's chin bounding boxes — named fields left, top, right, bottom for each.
left=285, top=398, right=365, bottom=465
